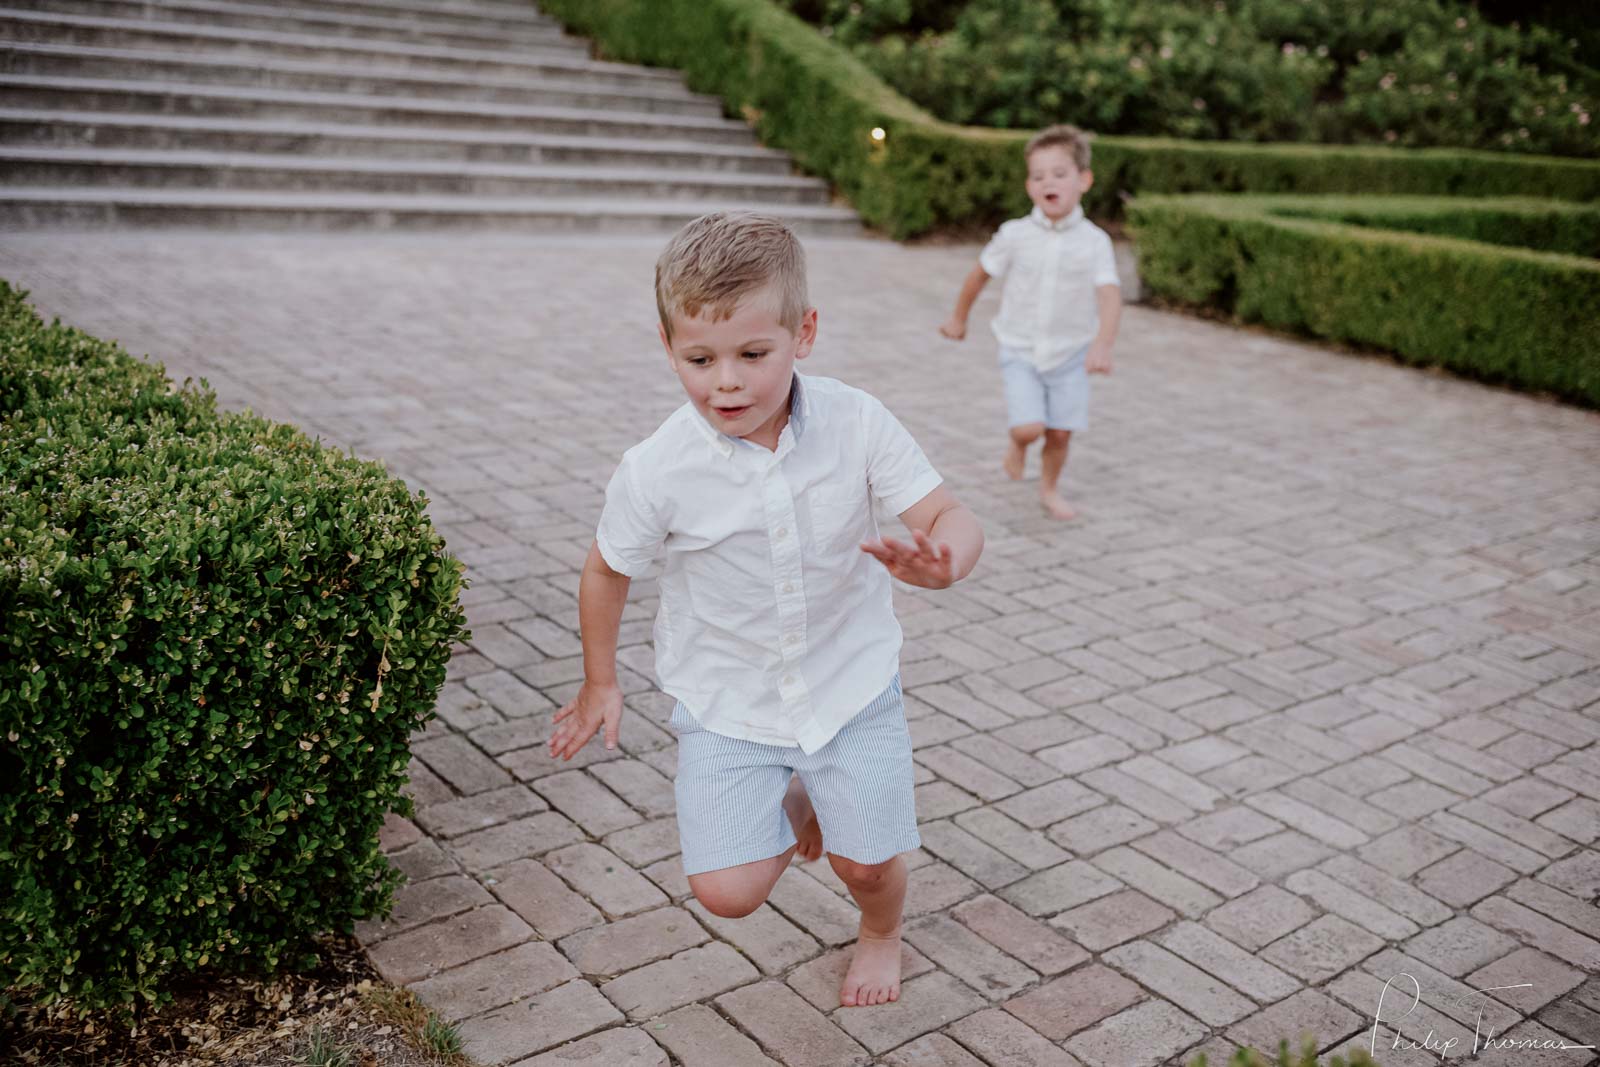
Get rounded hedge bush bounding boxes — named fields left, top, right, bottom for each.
left=0, top=284, right=469, bottom=1008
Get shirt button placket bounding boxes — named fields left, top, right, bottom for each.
left=1036, top=230, right=1061, bottom=365
left=766, top=458, right=809, bottom=720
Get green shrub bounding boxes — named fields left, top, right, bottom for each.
left=541, top=0, right=1600, bottom=237
left=0, top=283, right=469, bottom=1009
left=1257, top=195, right=1600, bottom=257
left=1126, top=194, right=1600, bottom=405
left=781, top=0, right=1599, bottom=158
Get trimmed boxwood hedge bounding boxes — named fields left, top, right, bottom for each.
left=539, top=0, right=1600, bottom=238
left=1256, top=196, right=1600, bottom=258
left=1125, top=195, right=1600, bottom=406
left=0, top=283, right=468, bottom=1008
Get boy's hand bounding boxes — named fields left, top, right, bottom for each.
left=548, top=680, right=624, bottom=760
left=938, top=316, right=967, bottom=341
left=861, top=529, right=955, bottom=589
left=1086, top=342, right=1114, bottom=375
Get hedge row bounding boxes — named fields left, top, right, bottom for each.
left=539, top=0, right=1600, bottom=238
left=1125, top=195, right=1600, bottom=406
left=0, top=283, right=469, bottom=1008
left=1253, top=196, right=1600, bottom=258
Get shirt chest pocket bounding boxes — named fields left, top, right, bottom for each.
left=804, top=480, right=871, bottom=556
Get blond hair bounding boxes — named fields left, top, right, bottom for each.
left=655, top=211, right=808, bottom=342
left=1025, top=124, right=1093, bottom=170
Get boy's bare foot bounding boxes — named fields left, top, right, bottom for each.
left=840, top=926, right=902, bottom=1007
left=1003, top=440, right=1026, bottom=480
left=783, top=775, right=823, bottom=862
left=1040, top=491, right=1076, bottom=520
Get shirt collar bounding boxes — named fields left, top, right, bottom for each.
left=1029, top=204, right=1084, bottom=232
left=688, top=372, right=809, bottom=458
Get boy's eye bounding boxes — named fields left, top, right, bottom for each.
left=742, top=350, right=767, bottom=360
left=687, top=356, right=711, bottom=366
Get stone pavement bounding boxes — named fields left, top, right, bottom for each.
left=2, top=231, right=1597, bottom=1067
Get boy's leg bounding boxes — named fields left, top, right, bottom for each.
left=785, top=773, right=824, bottom=862
left=1039, top=428, right=1074, bottom=519
left=830, top=852, right=907, bottom=1006
left=1038, top=348, right=1088, bottom=519
left=684, top=774, right=822, bottom=917
left=999, top=354, right=1046, bottom=480
left=793, top=677, right=920, bottom=1007
left=674, top=704, right=816, bottom=917
left=1006, top=422, right=1044, bottom=481
left=688, top=846, right=797, bottom=918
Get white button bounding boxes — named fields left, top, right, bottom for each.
left=775, top=527, right=788, bottom=540
left=782, top=674, right=795, bottom=685
left=785, top=633, right=799, bottom=644
left=782, top=582, right=795, bottom=594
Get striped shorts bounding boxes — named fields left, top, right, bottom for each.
left=670, top=675, right=921, bottom=876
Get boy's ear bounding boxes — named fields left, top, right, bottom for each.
left=1080, top=168, right=1095, bottom=192
left=793, top=307, right=819, bottom=361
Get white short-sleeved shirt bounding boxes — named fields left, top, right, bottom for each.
left=979, top=205, right=1121, bottom=370
left=595, top=373, right=943, bottom=754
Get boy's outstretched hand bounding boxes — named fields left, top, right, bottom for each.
left=862, top=529, right=956, bottom=589
left=548, top=680, right=624, bottom=760
left=937, top=316, right=967, bottom=341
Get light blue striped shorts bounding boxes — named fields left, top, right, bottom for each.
left=999, top=342, right=1090, bottom=431
left=670, top=675, right=921, bottom=876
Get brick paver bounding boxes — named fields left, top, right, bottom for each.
left=2, top=230, right=1596, bottom=1065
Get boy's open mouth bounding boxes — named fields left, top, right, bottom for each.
left=714, top=405, right=750, bottom=419
left=1045, top=193, right=1060, bottom=202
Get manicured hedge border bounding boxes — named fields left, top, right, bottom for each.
left=540, top=0, right=1600, bottom=238
left=1126, top=195, right=1600, bottom=406
left=1, top=283, right=469, bottom=1007
left=1253, top=196, right=1600, bottom=258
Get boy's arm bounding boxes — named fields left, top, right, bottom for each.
left=939, top=263, right=991, bottom=341
left=547, top=540, right=629, bottom=759
left=861, top=485, right=984, bottom=589
left=1085, top=284, right=1122, bottom=374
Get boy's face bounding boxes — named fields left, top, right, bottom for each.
left=660, top=283, right=817, bottom=451
left=1026, top=144, right=1093, bottom=221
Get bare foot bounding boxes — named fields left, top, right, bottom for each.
left=783, top=775, right=823, bottom=862
left=1040, top=491, right=1076, bottom=520
left=1003, top=440, right=1025, bottom=480
left=840, top=926, right=902, bottom=1007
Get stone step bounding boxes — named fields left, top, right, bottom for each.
left=0, top=146, right=833, bottom=203
left=0, top=42, right=725, bottom=117
left=175, top=0, right=563, bottom=28
left=0, top=74, right=758, bottom=144
left=0, top=187, right=864, bottom=235
left=5, top=0, right=570, bottom=51
left=0, top=110, right=795, bottom=173
left=0, top=10, right=680, bottom=87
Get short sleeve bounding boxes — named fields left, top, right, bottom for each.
left=594, top=452, right=666, bottom=577
left=860, top=394, right=943, bottom=517
left=1091, top=230, right=1120, bottom=288
left=977, top=224, right=1012, bottom=278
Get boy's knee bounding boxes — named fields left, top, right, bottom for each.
left=1043, top=428, right=1072, bottom=446
left=1010, top=422, right=1045, bottom=445
left=829, top=854, right=894, bottom=889
left=689, top=877, right=766, bottom=918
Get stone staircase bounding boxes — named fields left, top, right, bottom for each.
left=0, top=0, right=862, bottom=233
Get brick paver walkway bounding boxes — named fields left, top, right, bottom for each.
left=3, top=232, right=1597, bottom=1067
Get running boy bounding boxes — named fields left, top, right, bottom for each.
left=547, top=212, right=984, bottom=1007
left=939, top=123, right=1122, bottom=520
